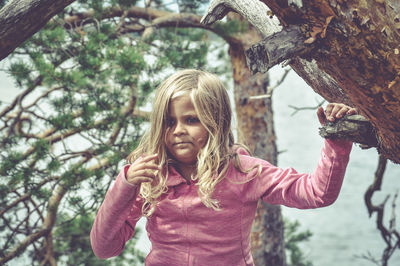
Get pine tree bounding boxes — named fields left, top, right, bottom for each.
left=0, top=0, right=223, bottom=264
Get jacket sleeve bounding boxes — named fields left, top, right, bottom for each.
left=90, top=165, right=143, bottom=259
left=239, top=139, right=352, bottom=209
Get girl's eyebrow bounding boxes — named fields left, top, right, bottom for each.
left=182, top=113, right=198, bottom=117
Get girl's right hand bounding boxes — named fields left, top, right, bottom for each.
left=126, top=154, right=161, bottom=185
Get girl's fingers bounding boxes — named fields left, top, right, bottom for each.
left=328, top=104, right=343, bottom=121
left=346, top=107, right=358, bottom=115
left=127, top=165, right=158, bottom=182
left=325, top=103, right=334, bottom=115
left=126, top=153, right=161, bottom=185
left=131, top=162, right=160, bottom=171
left=134, top=169, right=159, bottom=178
left=126, top=167, right=158, bottom=185
left=335, top=107, right=349, bottom=118
left=141, top=153, right=159, bottom=163
left=129, top=176, right=153, bottom=184
left=323, top=103, right=357, bottom=122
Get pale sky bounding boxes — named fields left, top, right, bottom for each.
left=0, top=59, right=19, bottom=102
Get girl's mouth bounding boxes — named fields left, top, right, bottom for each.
left=174, top=142, right=191, bottom=145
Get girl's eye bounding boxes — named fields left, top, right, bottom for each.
left=167, top=119, right=175, bottom=127
left=187, top=117, right=200, bottom=124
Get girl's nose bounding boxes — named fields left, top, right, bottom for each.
left=173, top=122, right=186, bottom=135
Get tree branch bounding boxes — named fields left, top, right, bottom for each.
left=246, top=25, right=313, bottom=74
left=363, top=155, right=400, bottom=266
left=0, top=0, right=76, bottom=61
left=63, top=5, right=241, bottom=46
left=288, top=100, right=325, bottom=116
left=319, top=114, right=379, bottom=148
left=201, top=0, right=281, bottom=37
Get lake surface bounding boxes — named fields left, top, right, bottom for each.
left=272, top=68, right=400, bottom=266
left=134, top=67, right=400, bottom=265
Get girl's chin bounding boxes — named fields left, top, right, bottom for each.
left=173, top=155, right=197, bottom=165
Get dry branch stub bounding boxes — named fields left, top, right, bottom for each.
left=245, top=24, right=311, bottom=73
left=319, top=114, right=378, bottom=149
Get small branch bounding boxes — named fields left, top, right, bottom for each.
left=362, top=155, right=400, bottom=266
left=246, top=25, right=312, bottom=74
left=319, top=114, right=378, bottom=148
left=288, top=100, right=325, bottom=116
left=0, top=76, right=43, bottom=119
left=249, top=68, right=291, bottom=100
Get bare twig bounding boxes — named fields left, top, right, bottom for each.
left=249, top=68, right=291, bottom=100
left=288, top=99, right=325, bottom=116
left=362, top=155, right=400, bottom=266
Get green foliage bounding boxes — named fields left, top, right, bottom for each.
left=0, top=151, right=23, bottom=176
left=0, top=0, right=232, bottom=264
left=156, top=28, right=209, bottom=69
left=284, top=219, right=314, bottom=266
left=213, top=19, right=249, bottom=37
left=8, top=60, right=33, bottom=88
left=32, top=139, right=50, bottom=160
left=177, top=0, right=210, bottom=13
left=53, top=213, right=145, bottom=265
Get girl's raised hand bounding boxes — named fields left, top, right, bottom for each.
left=317, top=103, right=358, bottom=125
left=126, top=154, right=161, bottom=186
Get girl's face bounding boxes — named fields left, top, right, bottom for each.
left=165, top=95, right=208, bottom=166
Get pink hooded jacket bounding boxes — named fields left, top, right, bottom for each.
left=90, top=139, right=352, bottom=265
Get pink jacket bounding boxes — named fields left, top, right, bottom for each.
left=91, top=139, right=352, bottom=265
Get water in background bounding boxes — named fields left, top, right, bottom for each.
left=135, top=66, right=400, bottom=266
left=272, top=67, right=400, bottom=266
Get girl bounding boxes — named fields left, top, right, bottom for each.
left=91, top=69, right=356, bottom=265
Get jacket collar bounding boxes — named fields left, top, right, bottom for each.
left=166, top=165, right=187, bottom=187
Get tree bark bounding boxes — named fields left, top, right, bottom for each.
left=258, top=0, right=400, bottom=163
left=0, top=0, right=76, bottom=61
left=203, top=0, right=400, bottom=164
left=319, top=114, right=378, bottom=148
left=228, top=13, right=286, bottom=266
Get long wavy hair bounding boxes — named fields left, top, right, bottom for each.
left=127, top=69, right=249, bottom=216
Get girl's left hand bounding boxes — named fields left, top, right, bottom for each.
left=317, top=103, right=358, bottom=125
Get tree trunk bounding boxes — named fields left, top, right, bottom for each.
left=0, top=0, right=76, bottom=61
left=228, top=13, right=286, bottom=266
left=203, top=0, right=400, bottom=164
left=259, top=0, right=400, bottom=163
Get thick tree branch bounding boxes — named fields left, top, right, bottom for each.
left=201, top=0, right=281, bottom=37
left=63, top=5, right=241, bottom=46
left=202, top=0, right=400, bottom=163
left=0, top=0, right=76, bottom=61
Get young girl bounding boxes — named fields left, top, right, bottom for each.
left=91, top=69, right=356, bottom=265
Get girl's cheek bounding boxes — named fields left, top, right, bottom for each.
left=197, top=136, right=208, bottom=147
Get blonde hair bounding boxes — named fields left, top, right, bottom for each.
left=127, top=69, right=246, bottom=216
